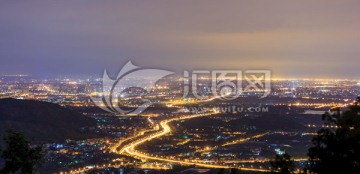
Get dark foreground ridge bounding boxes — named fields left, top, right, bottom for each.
left=0, top=98, right=97, bottom=144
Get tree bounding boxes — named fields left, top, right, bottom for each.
left=270, top=153, right=295, bottom=174
left=230, top=168, right=239, bottom=174
left=306, top=104, right=360, bottom=173
left=0, top=131, right=44, bottom=174
left=217, top=168, right=225, bottom=174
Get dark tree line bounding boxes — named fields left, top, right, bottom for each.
left=270, top=153, right=295, bottom=174
left=271, top=102, right=360, bottom=173
left=0, top=131, right=44, bottom=174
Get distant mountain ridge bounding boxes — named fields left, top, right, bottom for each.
left=0, top=98, right=97, bottom=144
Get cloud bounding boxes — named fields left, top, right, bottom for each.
left=0, top=0, right=360, bottom=78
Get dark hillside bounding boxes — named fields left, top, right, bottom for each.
left=0, top=98, right=97, bottom=144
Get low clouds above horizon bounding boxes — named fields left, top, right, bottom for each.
left=1, top=0, right=360, bottom=78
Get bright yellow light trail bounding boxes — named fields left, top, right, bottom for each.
left=222, top=132, right=270, bottom=147
left=68, top=112, right=308, bottom=174
left=119, top=113, right=271, bottom=172
left=109, top=129, right=150, bottom=153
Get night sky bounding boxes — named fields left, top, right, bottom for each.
left=1, top=1, right=360, bottom=78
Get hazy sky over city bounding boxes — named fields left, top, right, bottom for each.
left=1, top=0, right=360, bottom=78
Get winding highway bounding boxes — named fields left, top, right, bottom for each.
left=118, top=113, right=271, bottom=172
left=69, top=112, right=272, bottom=173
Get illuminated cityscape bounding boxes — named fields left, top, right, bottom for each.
left=1, top=1, right=360, bottom=174
left=1, top=75, right=359, bottom=173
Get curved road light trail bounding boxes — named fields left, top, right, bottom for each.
left=222, top=132, right=270, bottom=147
left=69, top=113, right=273, bottom=173
left=120, top=113, right=271, bottom=172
